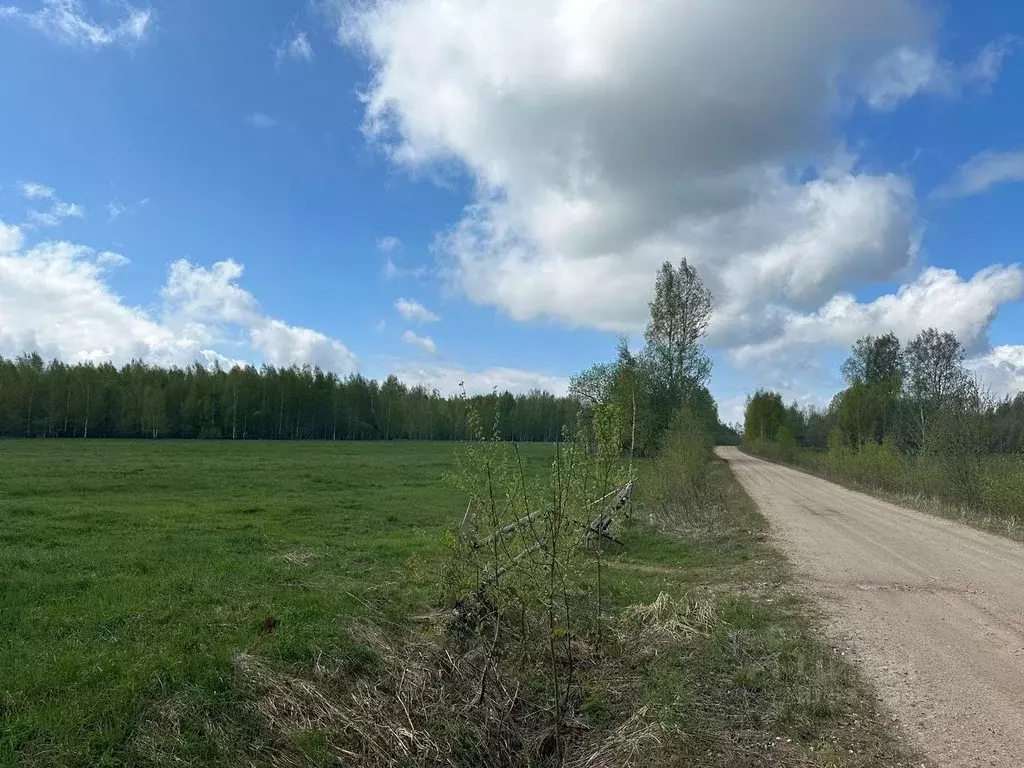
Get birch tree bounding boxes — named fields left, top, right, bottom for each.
left=644, top=259, right=713, bottom=402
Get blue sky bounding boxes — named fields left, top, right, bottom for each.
left=2, top=0, right=1024, bottom=423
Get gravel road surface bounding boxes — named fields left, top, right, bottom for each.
left=718, top=447, right=1024, bottom=767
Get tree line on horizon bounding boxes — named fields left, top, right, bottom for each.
left=744, top=328, right=1024, bottom=456
left=0, top=354, right=577, bottom=441
left=1, top=258, right=738, bottom=447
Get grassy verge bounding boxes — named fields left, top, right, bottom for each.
left=600, top=456, right=922, bottom=767
left=742, top=439, right=1024, bottom=542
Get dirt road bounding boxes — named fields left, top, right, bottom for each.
left=718, top=447, right=1024, bottom=767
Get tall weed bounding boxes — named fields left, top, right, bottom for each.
left=646, top=409, right=718, bottom=531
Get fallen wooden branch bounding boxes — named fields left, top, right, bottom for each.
left=466, top=479, right=636, bottom=588
left=590, top=479, right=636, bottom=509
left=473, top=507, right=552, bottom=550
left=469, top=479, right=633, bottom=550
left=481, top=540, right=545, bottom=586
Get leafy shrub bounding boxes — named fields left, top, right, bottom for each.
left=921, top=409, right=985, bottom=508
left=981, top=456, right=1024, bottom=519
left=648, top=408, right=717, bottom=529
left=776, top=426, right=797, bottom=464
left=824, top=427, right=848, bottom=474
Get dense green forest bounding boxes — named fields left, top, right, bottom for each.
left=0, top=354, right=576, bottom=441
left=743, top=329, right=1024, bottom=455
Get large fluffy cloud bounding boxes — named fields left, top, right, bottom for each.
left=0, top=222, right=186, bottom=365
left=0, top=219, right=357, bottom=374
left=1, top=216, right=571, bottom=392
left=338, top=0, right=1020, bottom=389
left=970, top=345, right=1024, bottom=398
left=732, top=265, right=1024, bottom=364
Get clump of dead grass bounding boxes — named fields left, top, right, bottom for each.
left=227, top=592, right=719, bottom=768
left=567, top=706, right=684, bottom=768
left=231, top=616, right=536, bottom=767
left=619, top=592, right=717, bottom=641
left=278, top=547, right=321, bottom=567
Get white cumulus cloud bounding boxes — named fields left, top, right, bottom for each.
left=731, top=265, right=1024, bottom=365
left=970, top=345, right=1024, bottom=399
left=251, top=320, right=356, bottom=372
left=0, top=217, right=357, bottom=374
left=337, top=0, right=1020, bottom=391
left=0, top=221, right=23, bottom=254
left=0, top=227, right=183, bottom=365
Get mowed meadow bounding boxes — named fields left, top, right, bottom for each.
left=0, top=440, right=551, bottom=766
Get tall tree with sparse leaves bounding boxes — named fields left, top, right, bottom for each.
left=644, top=258, right=713, bottom=402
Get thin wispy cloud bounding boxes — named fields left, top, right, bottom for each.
left=27, top=202, right=85, bottom=227
left=963, top=35, right=1020, bottom=89
left=378, top=238, right=428, bottom=279
left=19, top=182, right=55, bottom=200
left=934, top=148, right=1024, bottom=199
left=275, top=31, right=313, bottom=64
left=0, top=0, right=151, bottom=48
left=247, top=112, right=278, bottom=129
left=106, top=198, right=148, bottom=222
left=395, top=298, right=439, bottom=324
left=19, top=182, right=85, bottom=227
left=861, top=36, right=1019, bottom=111
left=402, top=330, right=437, bottom=355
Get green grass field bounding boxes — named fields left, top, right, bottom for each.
left=2, top=440, right=918, bottom=767
left=0, top=440, right=555, bottom=766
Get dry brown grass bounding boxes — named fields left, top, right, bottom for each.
left=617, top=592, right=717, bottom=648
left=278, top=548, right=322, bottom=567
left=566, top=706, right=682, bottom=768
left=231, top=616, right=539, bottom=767
left=224, top=590, right=720, bottom=768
